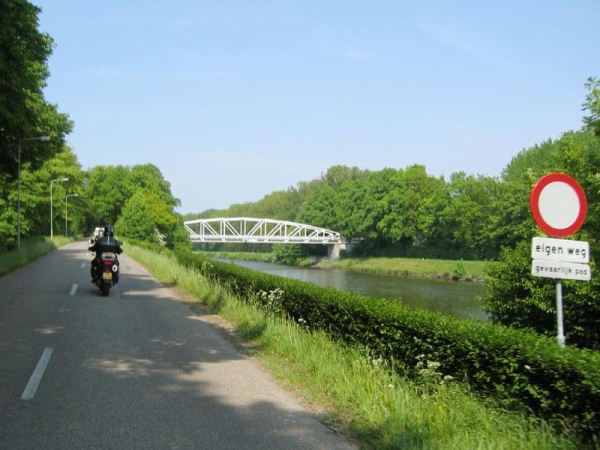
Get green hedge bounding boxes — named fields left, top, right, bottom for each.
left=172, top=249, right=599, bottom=444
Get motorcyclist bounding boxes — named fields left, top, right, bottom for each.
left=89, top=226, right=123, bottom=282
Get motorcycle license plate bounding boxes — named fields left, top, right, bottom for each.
left=102, top=272, right=112, bottom=280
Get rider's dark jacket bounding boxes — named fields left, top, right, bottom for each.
left=89, top=235, right=123, bottom=255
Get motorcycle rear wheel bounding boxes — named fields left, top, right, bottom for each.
left=101, top=284, right=110, bottom=296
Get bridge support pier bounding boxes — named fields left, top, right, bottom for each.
left=327, top=241, right=357, bottom=261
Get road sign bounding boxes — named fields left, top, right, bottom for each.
left=532, top=260, right=591, bottom=281
left=530, top=174, right=591, bottom=347
left=530, top=173, right=587, bottom=238
left=531, top=237, right=589, bottom=263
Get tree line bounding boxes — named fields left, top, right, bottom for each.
left=0, top=0, right=187, bottom=251
left=186, top=79, right=600, bottom=262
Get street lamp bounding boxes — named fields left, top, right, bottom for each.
left=17, top=135, right=51, bottom=248
left=65, top=194, right=78, bottom=237
left=50, top=177, right=69, bottom=239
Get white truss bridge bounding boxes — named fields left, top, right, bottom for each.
left=184, top=217, right=342, bottom=244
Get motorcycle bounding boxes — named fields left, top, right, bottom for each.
left=91, top=251, right=120, bottom=296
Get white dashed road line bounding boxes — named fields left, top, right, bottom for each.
left=70, top=284, right=78, bottom=296
left=21, top=348, right=53, bottom=400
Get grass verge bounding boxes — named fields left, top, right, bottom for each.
left=0, top=236, right=73, bottom=277
left=126, top=244, right=578, bottom=449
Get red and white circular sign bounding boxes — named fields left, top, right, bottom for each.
left=530, top=173, right=587, bottom=237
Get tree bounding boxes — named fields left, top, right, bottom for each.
left=338, top=168, right=396, bottom=240
left=251, top=188, right=301, bottom=220
left=115, top=191, right=155, bottom=241
left=272, top=243, right=304, bottom=265
left=0, top=0, right=72, bottom=247
left=494, top=139, right=561, bottom=250
left=143, top=191, right=187, bottom=248
left=81, top=164, right=189, bottom=249
left=557, top=131, right=600, bottom=243
left=297, top=182, right=340, bottom=231
left=440, top=172, right=502, bottom=259
left=321, top=165, right=367, bottom=188
left=376, top=165, right=447, bottom=255
left=29, top=146, right=83, bottom=237
left=0, top=0, right=72, bottom=176
left=582, top=76, right=600, bottom=136
left=82, top=165, right=131, bottom=233
left=127, top=164, right=180, bottom=208
left=125, top=164, right=188, bottom=247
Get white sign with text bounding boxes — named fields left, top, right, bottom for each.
left=531, top=237, right=589, bottom=263
left=531, top=260, right=591, bottom=281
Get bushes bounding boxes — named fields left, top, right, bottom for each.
left=483, top=241, right=600, bottom=350
left=175, top=249, right=600, bottom=444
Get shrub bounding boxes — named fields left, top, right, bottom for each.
left=175, top=249, right=600, bottom=444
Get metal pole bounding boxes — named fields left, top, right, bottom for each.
left=556, top=279, right=565, bottom=348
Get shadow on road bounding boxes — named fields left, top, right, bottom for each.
left=0, top=242, right=356, bottom=449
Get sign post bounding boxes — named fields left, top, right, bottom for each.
left=530, top=173, right=590, bottom=348
left=555, top=280, right=565, bottom=347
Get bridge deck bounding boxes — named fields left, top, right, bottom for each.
left=184, top=217, right=341, bottom=244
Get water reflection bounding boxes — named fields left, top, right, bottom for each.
left=217, top=259, right=489, bottom=321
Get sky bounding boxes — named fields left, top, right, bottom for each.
left=37, top=1, right=600, bottom=214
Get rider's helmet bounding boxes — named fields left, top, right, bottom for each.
left=104, top=226, right=115, bottom=238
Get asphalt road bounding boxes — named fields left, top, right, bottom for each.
left=0, top=240, right=356, bottom=450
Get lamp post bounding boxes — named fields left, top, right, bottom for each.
left=17, top=135, right=51, bottom=248
left=65, top=194, right=78, bottom=237
left=50, top=177, right=69, bottom=240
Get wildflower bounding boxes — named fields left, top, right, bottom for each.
left=440, top=375, right=455, bottom=385
left=426, top=361, right=441, bottom=371
left=372, top=357, right=384, bottom=366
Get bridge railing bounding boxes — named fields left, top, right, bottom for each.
left=184, top=217, right=341, bottom=244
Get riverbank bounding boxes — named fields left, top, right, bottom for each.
left=315, top=257, right=490, bottom=282
left=202, top=251, right=492, bottom=283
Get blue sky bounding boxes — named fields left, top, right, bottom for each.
left=37, top=1, right=599, bottom=214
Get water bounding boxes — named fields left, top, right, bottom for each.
left=217, top=259, right=489, bottom=321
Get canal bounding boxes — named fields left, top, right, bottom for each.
left=218, top=259, right=489, bottom=321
